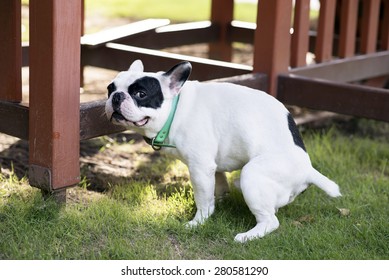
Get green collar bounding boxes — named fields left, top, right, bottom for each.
left=143, top=95, right=180, bottom=150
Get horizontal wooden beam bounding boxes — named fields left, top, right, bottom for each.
left=151, top=21, right=219, bottom=48
left=82, top=43, right=252, bottom=80
left=82, top=21, right=219, bottom=51
left=210, top=73, right=268, bottom=91
left=0, top=99, right=123, bottom=141
left=81, top=20, right=257, bottom=50
left=0, top=101, right=29, bottom=140
left=80, top=100, right=125, bottom=140
left=230, top=21, right=256, bottom=44
left=290, top=51, right=389, bottom=82
left=278, top=74, right=389, bottom=122
left=22, top=43, right=29, bottom=67
left=81, top=19, right=170, bottom=47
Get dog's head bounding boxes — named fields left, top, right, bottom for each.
left=105, top=60, right=191, bottom=136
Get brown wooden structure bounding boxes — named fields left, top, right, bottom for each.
left=1, top=0, right=389, bottom=200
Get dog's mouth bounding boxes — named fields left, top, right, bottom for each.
left=133, top=117, right=150, bottom=127
left=111, top=112, right=150, bottom=127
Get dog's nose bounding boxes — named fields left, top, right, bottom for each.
left=111, top=91, right=125, bottom=109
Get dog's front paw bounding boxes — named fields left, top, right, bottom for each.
left=185, top=218, right=204, bottom=229
left=185, top=208, right=213, bottom=229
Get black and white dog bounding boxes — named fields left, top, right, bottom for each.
left=105, top=60, right=341, bottom=242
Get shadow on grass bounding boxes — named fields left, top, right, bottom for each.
left=0, top=139, right=29, bottom=180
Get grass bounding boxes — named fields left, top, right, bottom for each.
left=1, top=119, right=388, bottom=260
left=85, top=0, right=211, bottom=23
left=84, top=0, right=257, bottom=23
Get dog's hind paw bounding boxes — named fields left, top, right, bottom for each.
left=234, top=233, right=251, bottom=243
left=234, top=219, right=280, bottom=243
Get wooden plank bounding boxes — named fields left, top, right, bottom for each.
left=360, top=0, right=380, bottom=54
left=0, top=0, right=22, bottom=102
left=230, top=21, right=255, bottom=44
left=210, top=73, right=268, bottom=91
left=22, top=43, right=29, bottom=67
left=141, top=21, right=218, bottom=48
left=81, top=19, right=170, bottom=47
left=253, top=0, right=293, bottom=95
left=211, top=0, right=234, bottom=26
left=290, top=51, right=389, bottom=82
left=29, top=0, right=81, bottom=191
left=80, top=100, right=126, bottom=141
left=291, top=0, right=310, bottom=67
left=278, top=74, right=389, bottom=122
left=338, top=0, right=358, bottom=58
left=82, top=43, right=252, bottom=81
left=0, top=101, right=29, bottom=140
left=81, top=0, right=85, bottom=36
left=315, top=0, right=336, bottom=62
left=209, top=0, right=234, bottom=61
left=380, top=0, right=389, bottom=50
left=82, top=22, right=218, bottom=50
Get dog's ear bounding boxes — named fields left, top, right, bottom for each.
left=163, top=61, right=192, bottom=95
left=128, top=59, right=144, bottom=72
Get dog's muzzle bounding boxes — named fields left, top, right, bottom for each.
left=110, top=91, right=126, bottom=122
left=111, top=91, right=125, bottom=111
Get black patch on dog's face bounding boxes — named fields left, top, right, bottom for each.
left=287, top=113, right=306, bottom=152
left=107, top=82, right=116, bottom=98
left=128, top=76, right=164, bottom=109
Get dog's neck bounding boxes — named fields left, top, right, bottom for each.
left=143, top=95, right=180, bottom=150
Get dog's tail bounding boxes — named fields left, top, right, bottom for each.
left=308, top=167, right=342, bottom=198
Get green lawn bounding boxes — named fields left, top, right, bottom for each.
left=84, top=0, right=257, bottom=23
left=1, top=120, right=388, bottom=259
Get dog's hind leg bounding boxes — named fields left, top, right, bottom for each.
left=234, top=157, right=282, bottom=243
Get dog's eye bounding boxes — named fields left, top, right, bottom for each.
left=135, top=91, right=147, bottom=99
left=107, top=83, right=116, bottom=98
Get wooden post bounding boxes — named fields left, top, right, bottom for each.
left=81, top=0, right=85, bottom=87
left=382, top=0, right=389, bottom=50
left=29, top=0, right=81, bottom=200
left=209, top=0, right=234, bottom=61
left=360, top=0, right=380, bottom=54
left=338, top=0, right=359, bottom=58
left=0, top=0, right=22, bottom=102
left=253, top=0, right=293, bottom=96
left=291, top=0, right=310, bottom=67
left=315, top=0, right=337, bottom=63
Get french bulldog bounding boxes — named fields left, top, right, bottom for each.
left=105, top=60, right=341, bottom=242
